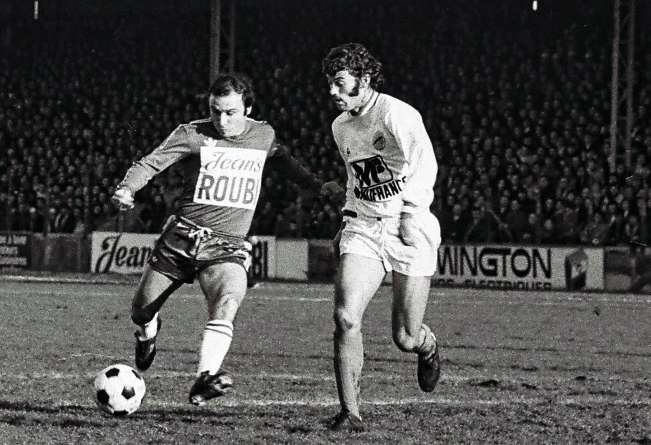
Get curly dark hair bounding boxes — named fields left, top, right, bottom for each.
left=209, top=72, right=255, bottom=108
left=321, top=42, right=384, bottom=89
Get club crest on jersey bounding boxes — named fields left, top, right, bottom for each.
left=372, top=132, right=386, bottom=151
left=203, top=137, right=219, bottom=148
left=351, top=155, right=405, bottom=202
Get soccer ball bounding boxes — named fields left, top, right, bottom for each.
left=94, top=364, right=146, bottom=416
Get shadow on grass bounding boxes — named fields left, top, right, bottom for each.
left=0, top=399, right=252, bottom=428
left=0, top=399, right=92, bottom=415
left=0, top=399, right=106, bottom=428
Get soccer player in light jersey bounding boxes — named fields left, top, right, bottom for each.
left=111, top=73, right=327, bottom=406
left=322, top=43, right=442, bottom=431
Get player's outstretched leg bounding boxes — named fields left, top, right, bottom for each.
left=134, top=315, right=162, bottom=371
left=131, top=265, right=182, bottom=371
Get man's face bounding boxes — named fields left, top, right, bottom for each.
left=327, top=70, right=369, bottom=111
left=209, top=91, right=249, bottom=137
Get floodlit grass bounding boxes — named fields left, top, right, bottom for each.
left=0, top=281, right=649, bottom=444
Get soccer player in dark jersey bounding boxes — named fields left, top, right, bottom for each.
left=111, top=73, right=334, bottom=406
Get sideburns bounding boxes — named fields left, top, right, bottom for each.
left=349, top=78, right=361, bottom=97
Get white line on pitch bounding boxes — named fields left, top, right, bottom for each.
left=0, top=371, right=360, bottom=381
left=248, top=295, right=651, bottom=306
left=13, top=395, right=651, bottom=412
left=156, top=395, right=650, bottom=408
left=5, top=291, right=649, bottom=306
left=0, top=370, right=481, bottom=384
left=2, top=287, right=651, bottom=305
left=248, top=295, right=331, bottom=302
left=0, top=371, right=643, bottom=388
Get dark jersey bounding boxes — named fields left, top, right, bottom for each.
left=119, top=118, right=275, bottom=237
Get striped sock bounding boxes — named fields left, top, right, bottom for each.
left=196, top=320, right=234, bottom=376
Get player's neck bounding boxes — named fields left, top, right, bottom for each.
left=350, top=89, right=377, bottom=116
left=216, top=119, right=249, bottom=139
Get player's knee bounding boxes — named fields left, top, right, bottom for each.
left=392, top=328, right=419, bottom=352
left=131, top=306, right=155, bottom=326
left=333, top=307, right=361, bottom=334
left=208, top=293, right=243, bottom=320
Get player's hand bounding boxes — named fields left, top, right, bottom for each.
left=321, top=181, right=345, bottom=197
left=399, top=213, right=421, bottom=246
left=111, top=188, right=135, bottom=211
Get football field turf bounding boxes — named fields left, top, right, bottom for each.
left=0, top=280, right=649, bottom=444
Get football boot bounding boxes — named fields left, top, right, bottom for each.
left=189, top=370, right=234, bottom=406
left=417, top=335, right=441, bottom=392
left=328, top=410, right=366, bottom=432
left=134, top=317, right=162, bottom=371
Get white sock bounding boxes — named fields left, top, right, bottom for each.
left=136, top=313, right=159, bottom=341
left=417, top=325, right=437, bottom=355
left=197, top=320, right=234, bottom=376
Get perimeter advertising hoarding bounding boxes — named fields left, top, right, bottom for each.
left=603, top=246, right=651, bottom=292
left=433, top=245, right=604, bottom=291
left=274, top=239, right=308, bottom=281
left=248, top=236, right=276, bottom=279
left=91, top=232, right=158, bottom=274
left=0, top=232, right=31, bottom=269
left=91, top=231, right=277, bottom=277
left=91, top=232, right=605, bottom=291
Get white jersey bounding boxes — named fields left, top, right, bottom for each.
left=332, top=92, right=437, bottom=219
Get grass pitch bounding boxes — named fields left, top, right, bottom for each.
left=0, top=280, right=649, bottom=444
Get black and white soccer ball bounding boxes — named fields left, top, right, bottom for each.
left=94, top=364, right=146, bottom=416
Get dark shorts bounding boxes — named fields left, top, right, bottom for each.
left=149, top=215, right=251, bottom=284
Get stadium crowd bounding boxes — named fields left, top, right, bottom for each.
left=1, top=0, right=650, bottom=247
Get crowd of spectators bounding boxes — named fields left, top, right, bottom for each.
left=1, top=0, right=651, bottom=248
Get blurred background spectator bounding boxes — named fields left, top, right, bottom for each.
left=0, top=0, right=649, bottom=249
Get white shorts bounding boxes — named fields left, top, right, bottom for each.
left=338, top=211, right=441, bottom=276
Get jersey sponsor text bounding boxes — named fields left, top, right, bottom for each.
left=194, top=146, right=266, bottom=210
left=351, top=155, right=405, bottom=201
